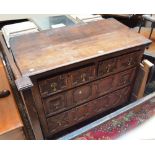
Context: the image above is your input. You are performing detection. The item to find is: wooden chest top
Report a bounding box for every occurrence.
[10,18,151,77]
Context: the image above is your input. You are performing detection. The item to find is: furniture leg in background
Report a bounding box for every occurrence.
[139,15,155,39]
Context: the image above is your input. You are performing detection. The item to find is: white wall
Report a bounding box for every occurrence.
[0,14,59,21]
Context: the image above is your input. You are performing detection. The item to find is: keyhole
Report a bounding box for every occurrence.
[128,57,133,65]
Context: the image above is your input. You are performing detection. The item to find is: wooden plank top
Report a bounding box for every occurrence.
[10,18,151,77]
[0,58,23,135]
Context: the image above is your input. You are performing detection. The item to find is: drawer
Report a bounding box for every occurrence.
[118,51,143,71]
[115,68,136,88]
[42,68,135,117]
[98,57,117,77]
[42,83,94,117]
[69,65,95,87]
[96,68,136,97]
[47,86,131,135]
[38,74,68,97]
[95,75,115,97]
[38,65,95,97]
[96,86,131,113]
[98,50,143,77]
[71,83,94,106]
[42,92,69,117]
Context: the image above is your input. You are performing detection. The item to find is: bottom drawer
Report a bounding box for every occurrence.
[47,86,131,135]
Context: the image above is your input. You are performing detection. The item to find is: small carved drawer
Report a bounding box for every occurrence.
[42,92,70,117]
[42,83,94,117]
[98,57,117,77]
[69,65,95,87]
[115,68,136,88]
[118,51,143,71]
[38,74,68,97]
[47,86,131,135]
[95,75,115,97]
[108,86,131,108]
[98,50,143,78]
[95,68,136,98]
[111,86,131,107]
[94,86,130,114]
[70,83,94,106]
[47,111,73,135]
[47,101,94,135]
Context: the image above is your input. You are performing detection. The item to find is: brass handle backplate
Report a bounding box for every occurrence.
[81,73,87,82]
[51,82,57,92]
[127,57,133,66]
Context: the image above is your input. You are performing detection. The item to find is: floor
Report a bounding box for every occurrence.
[134,27,155,53]
[118,114,155,140]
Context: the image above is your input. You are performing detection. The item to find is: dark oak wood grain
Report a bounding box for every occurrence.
[47,86,131,135]
[10,19,151,77]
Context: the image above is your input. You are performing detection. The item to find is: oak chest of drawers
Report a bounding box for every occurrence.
[0,18,151,139]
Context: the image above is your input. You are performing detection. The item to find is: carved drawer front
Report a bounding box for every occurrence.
[95,86,131,114]
[106,86,131,110]
[42,92,70,117]
[115,68,136,88]
[38,74,67,97]
[98,58,117,77]
[95,68,135,97]
[69,65,95,87]
[98,50,143,78]
[95,75,115,97]
[47,101,95,135]
[71,83,94,106]
[118,51,143,71]
[108,86,131,108]
[47,86,131,135]
[47,112,73,134]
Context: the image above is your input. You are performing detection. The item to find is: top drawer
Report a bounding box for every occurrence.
[38,64,95,97]
[69,65,95,87]
[39,74,68,97]
[98,50,143,77]
[118,51,143,71]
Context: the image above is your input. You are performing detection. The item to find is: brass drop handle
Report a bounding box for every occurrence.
[0,89,10,98]
[81,73,87,82]
[127,57,133,66]
[51,82,57,92]
[106,64,111,73]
